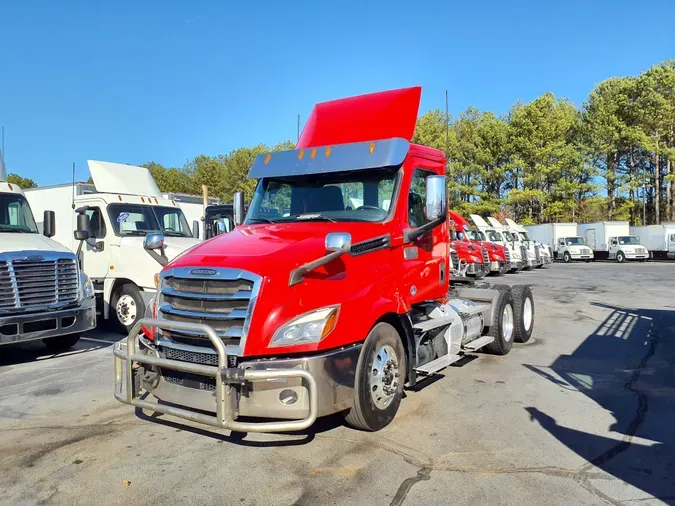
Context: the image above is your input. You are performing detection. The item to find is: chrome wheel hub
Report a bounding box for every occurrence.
[370,344,400,409]
[502,303,514,342]
[116,294,137,326]
[523,297,533,331]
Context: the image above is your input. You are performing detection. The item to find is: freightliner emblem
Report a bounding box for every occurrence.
[24,255,45,262]
[190,268,218,276]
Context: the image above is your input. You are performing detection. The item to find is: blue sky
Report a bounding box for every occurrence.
[1,0,673,186]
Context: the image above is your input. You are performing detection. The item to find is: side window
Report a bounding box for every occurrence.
[85,208,107,239]
[670,234,675,242]
[7,202,20,226]
[408,169,434,227]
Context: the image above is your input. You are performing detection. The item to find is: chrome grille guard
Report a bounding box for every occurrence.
[113,318,319,433]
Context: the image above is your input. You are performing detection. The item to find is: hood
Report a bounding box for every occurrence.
[119,236,201,261]
[0,233,74,255]
[169,222,388,277]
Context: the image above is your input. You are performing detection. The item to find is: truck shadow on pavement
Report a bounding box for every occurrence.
[0,334,114,366]
[525,302,675,503]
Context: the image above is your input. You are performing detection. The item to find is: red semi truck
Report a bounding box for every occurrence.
[114,87,535,433]
[449,210,510,275]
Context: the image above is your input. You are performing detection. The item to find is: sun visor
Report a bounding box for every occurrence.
[297,87,422,148]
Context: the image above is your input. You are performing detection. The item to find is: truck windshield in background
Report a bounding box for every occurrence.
[245,167,398,224]
[618,236,639,245]
[466,230,481,241]
[487,230,503,242]
[566,237,586,245]
[503,231,515,241]
[0,194,38,233]
[519,232,531,241]
[107,204,191,237]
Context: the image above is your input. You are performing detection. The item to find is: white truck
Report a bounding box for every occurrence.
[470,214,523,271]
[525,223,593,262]
[24,160,200,333]
[629,223,675,260]
[502,218,550,268]
[163,191,220,234]
[0,151,96,351]
[578,221,649,262]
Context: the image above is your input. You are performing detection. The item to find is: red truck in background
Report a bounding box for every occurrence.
[448,223,489,278]
[449,210,510,275]
[114,87,536,433]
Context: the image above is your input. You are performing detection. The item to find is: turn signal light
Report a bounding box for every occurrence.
[154,273,160,287]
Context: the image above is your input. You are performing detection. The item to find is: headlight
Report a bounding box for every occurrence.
[80,272,95,299]
[469,255,482,263]
[270,305,340,347]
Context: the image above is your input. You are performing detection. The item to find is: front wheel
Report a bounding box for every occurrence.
[110,283,146,334]
[616,251,626,263]
[344,322,406,432]
[42,333,81,352]
[563,252,571,263]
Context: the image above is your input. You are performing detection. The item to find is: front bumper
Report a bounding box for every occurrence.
[465,262,489,277]
[114,318,360,433]
[490,260,509,274]
[0,297,96,345]
[570,253,594,260]
[624,252,649,260]
[509,260,524,271]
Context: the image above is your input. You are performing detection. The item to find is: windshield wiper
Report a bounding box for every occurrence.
[295,214,337,222]
[164,231,190,237]
[248,217,277,224]
[0,227,34,233]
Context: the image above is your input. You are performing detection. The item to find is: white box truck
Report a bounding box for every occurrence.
[629,223,675,260]
[524,223,594,262]
[1,150,96,351]
[24,161,200,333]
[579,221,648,262]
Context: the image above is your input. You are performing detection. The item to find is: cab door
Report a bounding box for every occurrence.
[76,199,111,282]
[668,233,675,255]
[403,167,448,305]
[608,237,619,258]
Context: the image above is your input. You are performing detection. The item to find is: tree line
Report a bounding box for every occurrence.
[11,60,673,226]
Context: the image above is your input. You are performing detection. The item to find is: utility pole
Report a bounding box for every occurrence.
[2,126,4,156]
[297,114,300,143]
[444,90,449,171]
[643,166,647,225]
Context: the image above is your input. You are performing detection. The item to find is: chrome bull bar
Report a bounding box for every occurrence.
[113,318,319,433]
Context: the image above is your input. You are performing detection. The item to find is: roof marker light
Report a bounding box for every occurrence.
[298,149,305,160]
[118,195,123,201]
[369,142,376,154]
[264,153,272,164]
[310,148,317,160]
[7,183,13,191]
[141,197,146,203]
[325,147,332,158]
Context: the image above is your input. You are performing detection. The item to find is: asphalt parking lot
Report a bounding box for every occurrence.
[1,262,674,506]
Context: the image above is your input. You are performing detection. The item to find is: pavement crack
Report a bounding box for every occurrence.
[389,466,431,506]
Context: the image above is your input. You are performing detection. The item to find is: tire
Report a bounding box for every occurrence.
[43,333,81,351]
[110,283,146,334]
[563,252,571,263]
[485,289,515,355]
[344,322,406,432]
[536,263,544,269]
[616,251,625,263]
[511,285,534,343]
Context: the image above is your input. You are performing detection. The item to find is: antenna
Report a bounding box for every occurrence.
[1,126,4,156]
[71,162,76,210]
[445,90,449,168]
[297,114,300,143]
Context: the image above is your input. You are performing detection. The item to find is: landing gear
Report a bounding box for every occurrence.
[345,322,406,431]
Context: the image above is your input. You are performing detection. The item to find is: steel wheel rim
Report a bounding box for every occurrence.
[523,297,533,331]
[503,303,514,342]
[370,344,400,410]
[116,294,137,326]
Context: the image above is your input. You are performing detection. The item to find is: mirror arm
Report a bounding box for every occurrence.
[146,248,169,267]
[288,247,348,287]
[403,214,447,244]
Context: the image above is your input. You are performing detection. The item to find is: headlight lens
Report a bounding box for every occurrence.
[270,305,340,347]
[80,272,95,299]
[470,255,481,263]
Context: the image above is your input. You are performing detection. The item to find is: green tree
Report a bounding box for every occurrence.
[7,174,37,189]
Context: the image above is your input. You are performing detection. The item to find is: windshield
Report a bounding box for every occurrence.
[503,231,515,241]
[466,230,481,241]
[566,237,585,245]
[477,230,486,241]
[107,204,191,237]
[0,193,38,233]
[246,167,398,224]
[618,236,639,245]
[519,232,531,241]
[487,230,503,242]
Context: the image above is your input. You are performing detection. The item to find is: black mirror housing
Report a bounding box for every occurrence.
[43,210,55,238]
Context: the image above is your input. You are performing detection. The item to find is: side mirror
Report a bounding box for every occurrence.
[425,175,447,220]
[43,210,55,238]
[74,213,90,241]
[192,220,200,239]
[325,232,352,253]
[233,192,245,226]
[144,233,165,251]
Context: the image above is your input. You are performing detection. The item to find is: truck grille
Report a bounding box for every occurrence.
[520,245,528,261]
[481,248,489,264]
[450,250,460,269]
[157,267,261,355]
[504,248,511,261]
[0,257,78,313]
[534,245,541,261]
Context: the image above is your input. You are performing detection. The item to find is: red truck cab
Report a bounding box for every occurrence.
[114,87,535,433]
[449,211,510,275]
[448,228,489,278]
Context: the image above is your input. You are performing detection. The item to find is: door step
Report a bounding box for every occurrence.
[412,315,455,333]
[462,335,495,351]
[414,354,462,374]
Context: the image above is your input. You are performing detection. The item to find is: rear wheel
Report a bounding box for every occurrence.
[344,322,406,432]
[485,289,515,355]
[111,283,146,334]
[42,334,81,352]
[511,285,534,343]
